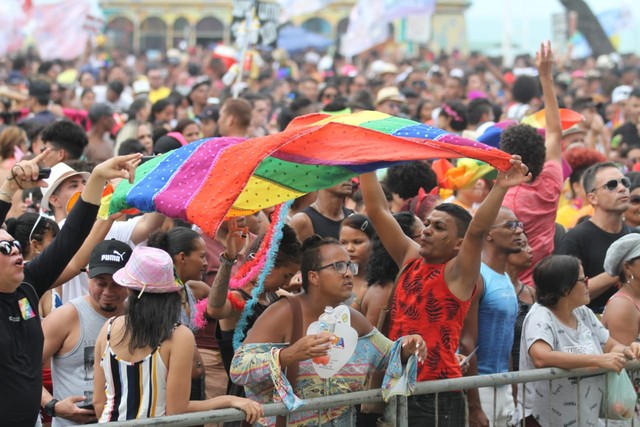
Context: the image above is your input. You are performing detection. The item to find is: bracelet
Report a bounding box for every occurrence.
[353,298,362,306]
[219,251,237,266]
[0,189,13,200]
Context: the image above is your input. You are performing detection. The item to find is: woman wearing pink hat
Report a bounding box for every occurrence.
[93,245,262,423]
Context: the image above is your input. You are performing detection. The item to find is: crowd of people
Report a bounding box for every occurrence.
[1,35,640,427]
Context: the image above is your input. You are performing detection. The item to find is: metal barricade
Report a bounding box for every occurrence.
[86,361,640,426]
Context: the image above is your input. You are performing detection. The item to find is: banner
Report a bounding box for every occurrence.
[231,0,281,49]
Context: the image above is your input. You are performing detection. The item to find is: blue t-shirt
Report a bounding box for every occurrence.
[477,263,518,374]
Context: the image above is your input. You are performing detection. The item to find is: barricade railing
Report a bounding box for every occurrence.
[87,360,640,426]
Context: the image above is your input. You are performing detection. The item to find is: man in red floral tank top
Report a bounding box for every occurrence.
[360,155,531,426]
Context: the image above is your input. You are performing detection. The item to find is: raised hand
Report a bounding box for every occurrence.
[536,41,554,79]
[92,153,143,184]
[7,148,52,190]
[495,155,532,189]
[225,217,249,259]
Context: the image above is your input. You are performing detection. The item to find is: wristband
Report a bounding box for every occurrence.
[219,251,237,266]
[44,398,59,417]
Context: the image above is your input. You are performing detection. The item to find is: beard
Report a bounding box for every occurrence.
[100,304,118,313]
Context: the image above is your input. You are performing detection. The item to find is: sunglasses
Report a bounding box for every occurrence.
[592,177,631,192]
[316,261,359,275]
[0,240,21,255]
[630,195,640,205]
[491,220,524,231]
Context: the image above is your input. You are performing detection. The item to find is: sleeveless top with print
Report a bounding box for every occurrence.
[388,258,472,381]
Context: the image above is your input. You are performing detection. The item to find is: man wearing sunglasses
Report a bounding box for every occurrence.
[0,151,143,426]
[557,161,637,313]
[461,211,524,426]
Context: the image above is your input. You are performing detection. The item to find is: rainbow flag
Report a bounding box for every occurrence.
[108,111,512,237]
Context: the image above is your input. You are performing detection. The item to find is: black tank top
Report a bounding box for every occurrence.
[301,205,354,239]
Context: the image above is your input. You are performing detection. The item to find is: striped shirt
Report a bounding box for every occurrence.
[98,318,169,422]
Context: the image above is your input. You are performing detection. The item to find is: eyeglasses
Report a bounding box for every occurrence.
[0,240,21,255]
[491,220,524,231]
[316,261,358,275]
[630,195,640,205]
[591,177,631,192]
[576,276,589,287]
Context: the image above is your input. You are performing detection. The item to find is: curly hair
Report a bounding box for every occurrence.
[499,124,546,181]
[248,224,302,268]
[41,120,88,161]
[366,212,418,286]
[563,148,607,195]
[383,161,438,200]
[533,255,581,308]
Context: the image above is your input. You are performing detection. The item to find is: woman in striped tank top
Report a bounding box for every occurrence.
[93,246,262,423]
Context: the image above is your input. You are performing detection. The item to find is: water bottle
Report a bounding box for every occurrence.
[313,306,336,365]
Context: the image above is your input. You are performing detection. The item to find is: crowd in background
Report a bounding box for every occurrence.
[2,38,640,427]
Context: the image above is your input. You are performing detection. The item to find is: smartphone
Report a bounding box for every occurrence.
[77,402,94,411]
[38,168,51,180]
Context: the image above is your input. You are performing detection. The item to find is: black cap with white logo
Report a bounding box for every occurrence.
[87,239,132,279]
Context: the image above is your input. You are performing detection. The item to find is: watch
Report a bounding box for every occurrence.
[44,398,59,417]
[219,251,237,266]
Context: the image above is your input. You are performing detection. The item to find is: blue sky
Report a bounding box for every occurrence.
[465,0,639,56]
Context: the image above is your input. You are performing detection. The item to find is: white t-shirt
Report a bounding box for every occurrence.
[58,216,141,304]
[514,303,609,426]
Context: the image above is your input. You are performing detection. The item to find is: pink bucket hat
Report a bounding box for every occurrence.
[113,246,182,296]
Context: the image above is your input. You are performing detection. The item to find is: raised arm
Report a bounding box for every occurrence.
[359,172,419,267]
[446,156,531,301]
[206,219,247,320]
[537,41,562,163]
[129,212,166,245]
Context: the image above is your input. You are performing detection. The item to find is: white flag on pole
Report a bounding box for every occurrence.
[340,0,388,57]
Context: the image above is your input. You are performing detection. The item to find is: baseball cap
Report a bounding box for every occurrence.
[40,163,90,211]
[612,85,633,104]
[87,239,132,278]
[197,104,219,122]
